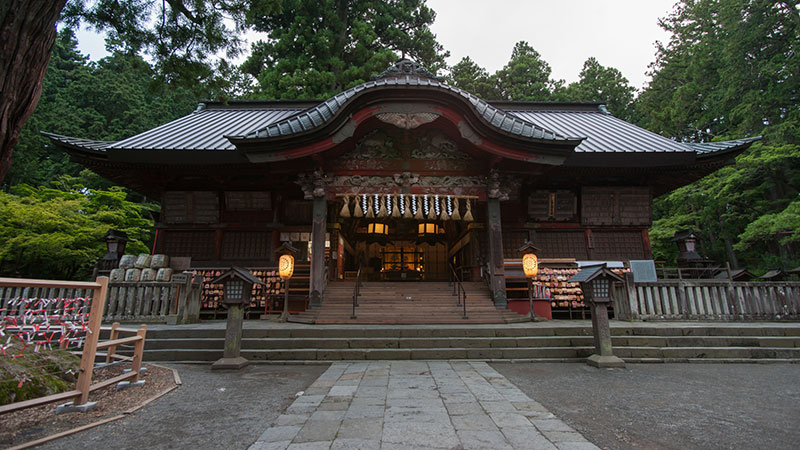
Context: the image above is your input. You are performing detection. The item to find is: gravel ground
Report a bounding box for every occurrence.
[40,364,328,450]
[492,362,800,450]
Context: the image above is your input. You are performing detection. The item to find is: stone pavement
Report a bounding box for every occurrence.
[250,361,597,450]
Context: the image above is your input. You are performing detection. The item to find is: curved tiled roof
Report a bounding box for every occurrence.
[40,132,112,152]
[235,76,579,143]
[109,107,303,150]
[684,137,762,156]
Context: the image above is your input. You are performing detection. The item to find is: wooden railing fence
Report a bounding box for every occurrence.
[0,277,147,414]
[616,273,800,321]
[104,272,202,323]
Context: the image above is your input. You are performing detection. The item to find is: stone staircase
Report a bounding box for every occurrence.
[132,323,800,364]
[290,281,524,324]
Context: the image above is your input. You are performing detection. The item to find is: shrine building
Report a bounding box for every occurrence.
[44,60,759,322]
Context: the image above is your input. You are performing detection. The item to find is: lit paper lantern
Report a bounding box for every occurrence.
[279,254,295,279]
[522,253,538,278]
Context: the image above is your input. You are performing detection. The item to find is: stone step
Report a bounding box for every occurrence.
[142,335,800,351]
[136,345,800,362]
[138,325,800,340]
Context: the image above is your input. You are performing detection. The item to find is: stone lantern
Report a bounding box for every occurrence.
[211,267,264,370]
[569,264,626,368]
[93,229,130,278]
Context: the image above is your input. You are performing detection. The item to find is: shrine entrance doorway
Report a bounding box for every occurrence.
[338,217,465,282]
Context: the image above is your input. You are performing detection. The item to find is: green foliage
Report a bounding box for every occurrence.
[446,57,501,100]
[636,0,799,143]
[6,29,198,189]
[242,0,449,99]
[494,42,562,101]
[62,0,279,92]
[736,199,800,248]
[642,0,800,273]
[0,343,81,406]
[560,57,636,119]
[0,182,155,280]
[650,144,800,273]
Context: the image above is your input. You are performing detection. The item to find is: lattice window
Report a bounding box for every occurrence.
[222,231,272,260]
[162,231,215,260]
[536,231,588,259]
[591,231,645,260]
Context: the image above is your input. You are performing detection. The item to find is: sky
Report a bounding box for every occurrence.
[75,0,677,90]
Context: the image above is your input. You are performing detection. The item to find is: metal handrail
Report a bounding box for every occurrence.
[449,263,468,319]
[350,265,362,319]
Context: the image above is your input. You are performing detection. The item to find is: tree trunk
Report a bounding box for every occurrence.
[0,0,66,183]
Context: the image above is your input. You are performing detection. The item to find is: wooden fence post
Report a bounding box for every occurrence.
[623,272,639,320]
[105,322,120,363]
[75,276,109,406]
[131,325,147,383]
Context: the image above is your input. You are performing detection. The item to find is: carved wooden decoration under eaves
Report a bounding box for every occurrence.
[338,129,469,161]
[339,130,400,159]
[331,174,484,188]
[412,130,470,160]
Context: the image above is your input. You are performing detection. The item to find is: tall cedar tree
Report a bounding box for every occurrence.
[446,57,501,100]
[561,57,636,120]
[241,0,449,99]
[636,0,799,143]
[641,0,800,272]
[0,0,277,184]
[7,29,198,189]
[494,41,562,101]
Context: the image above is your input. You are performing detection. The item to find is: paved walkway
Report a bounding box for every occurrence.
[250,361,597,450]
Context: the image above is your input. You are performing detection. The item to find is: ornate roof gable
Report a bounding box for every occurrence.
[372,58,442,81]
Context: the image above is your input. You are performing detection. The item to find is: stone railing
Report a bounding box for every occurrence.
[105,272,202,324]
[616,274,800,321]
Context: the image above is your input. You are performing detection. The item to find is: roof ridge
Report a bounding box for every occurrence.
[233,77,577,143]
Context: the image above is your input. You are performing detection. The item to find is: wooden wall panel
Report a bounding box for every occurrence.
[528,190,577,221]
[581,187,650,226]
[222,231,272,260]
[225,191,271,211]
[162,191,219,224]
[591,231,646,260]
[581,187,616,225]
[536,231,588,259]
[162,230,215,260]
[283,200,313,225]
[618,188,651,225]
[502,231,528,257]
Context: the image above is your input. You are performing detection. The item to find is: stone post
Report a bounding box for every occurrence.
[298,170,328,307]
[587,299,625,368]
[212,304,248,370]
[486,169,507,307]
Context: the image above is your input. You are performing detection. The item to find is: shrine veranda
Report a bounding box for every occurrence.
[45,60,759,319]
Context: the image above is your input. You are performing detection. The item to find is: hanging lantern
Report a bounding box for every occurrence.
[279,254,294,279]
[519,241,540,278]
[275,242,298,280]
